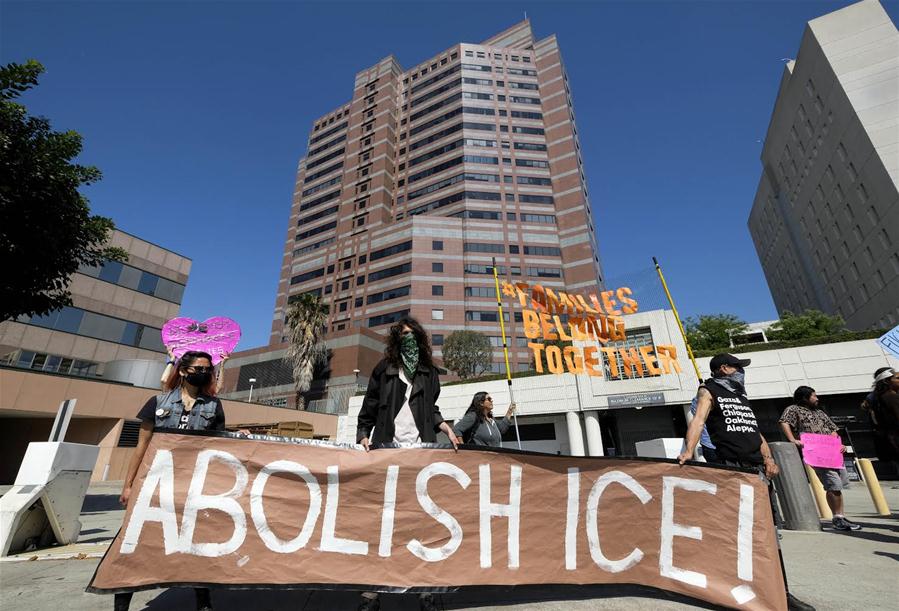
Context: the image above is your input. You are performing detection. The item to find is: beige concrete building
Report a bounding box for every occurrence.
[748,0,899,331]
[271,20,603,376]
[0,367,338,484]
[0,229,191,376]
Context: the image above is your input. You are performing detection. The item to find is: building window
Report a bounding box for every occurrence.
[432,285,444,296]
[432,309,444,320]
[432,240,444,250]
[341,280,350,291]
[432,262,444,273]
[432,334,444,346]
[509,245,519,254]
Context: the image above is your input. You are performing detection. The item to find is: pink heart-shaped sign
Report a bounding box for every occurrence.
[161,317,241,365]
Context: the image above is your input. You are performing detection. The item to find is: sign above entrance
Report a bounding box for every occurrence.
[607,392,666,409]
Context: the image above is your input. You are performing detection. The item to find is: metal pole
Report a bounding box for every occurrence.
[492,257,522,449]
[653,256,702,384]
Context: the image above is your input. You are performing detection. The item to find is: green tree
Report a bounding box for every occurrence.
[285,294,329,409]
[0,60,125,322]
[443,330,492,379]
[768,309,844,342]
[684,314,748,351]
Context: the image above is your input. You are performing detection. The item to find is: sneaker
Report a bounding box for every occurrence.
[832,517,861,531]
[357,595,381,611]
[787,592,816,611]
[841,517,862,530]
[419,593,439,611]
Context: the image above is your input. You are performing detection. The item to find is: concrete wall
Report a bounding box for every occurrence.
[748,0,899,330]
[0,368,339,484]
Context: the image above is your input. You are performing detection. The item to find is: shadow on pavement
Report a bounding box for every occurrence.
[129,584,720,611]
[873,551,899,563]
[81,494,123,513]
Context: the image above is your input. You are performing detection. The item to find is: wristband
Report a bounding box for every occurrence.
[166,359,176,366]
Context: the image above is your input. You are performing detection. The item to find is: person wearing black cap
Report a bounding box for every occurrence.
[678,354,776,473]
[677,353,815,611]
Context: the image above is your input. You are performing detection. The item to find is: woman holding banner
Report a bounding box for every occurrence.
[453,392,516,447]
[356,317,458,611]
[116,350,236,611]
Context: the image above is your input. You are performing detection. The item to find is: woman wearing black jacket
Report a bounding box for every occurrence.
[356,317,459,450]
[355,317,458,611]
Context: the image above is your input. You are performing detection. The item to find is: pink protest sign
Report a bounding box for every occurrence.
[800,433,843,469]
[160,317,241,365]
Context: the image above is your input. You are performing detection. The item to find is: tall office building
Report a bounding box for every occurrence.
[748,0,899,331]
[271,20,603,374]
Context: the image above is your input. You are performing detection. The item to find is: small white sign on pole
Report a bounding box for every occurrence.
[878,324,899,360]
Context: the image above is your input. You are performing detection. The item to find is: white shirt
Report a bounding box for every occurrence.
[393,368,420,443]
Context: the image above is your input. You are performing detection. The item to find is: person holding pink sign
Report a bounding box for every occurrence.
[160,345,230,394]
[780,386,861,532]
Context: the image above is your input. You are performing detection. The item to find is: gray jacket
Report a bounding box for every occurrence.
[453,411,511,447]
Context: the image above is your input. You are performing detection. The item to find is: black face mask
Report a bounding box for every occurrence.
[184,372,212,388]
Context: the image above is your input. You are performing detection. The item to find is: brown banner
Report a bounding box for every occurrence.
[88,432,785,610]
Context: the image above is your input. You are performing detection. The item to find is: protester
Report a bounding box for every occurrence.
[779,386,860,532]
[453,391,516,447]
[117,350,242,611]
[160,346,229,394]
[356,316,459,611]
[863,367,899,463]
[677,353,814,611]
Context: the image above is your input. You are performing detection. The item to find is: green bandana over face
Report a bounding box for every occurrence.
[401,332,420,379]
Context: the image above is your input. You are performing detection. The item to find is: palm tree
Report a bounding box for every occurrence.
[284,294,329,410]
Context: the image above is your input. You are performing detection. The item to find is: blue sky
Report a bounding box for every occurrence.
[3,1,895,348]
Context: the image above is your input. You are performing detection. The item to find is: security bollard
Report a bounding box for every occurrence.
[805,464,833,520]
[769,441,822,531]
[858,458,891,516]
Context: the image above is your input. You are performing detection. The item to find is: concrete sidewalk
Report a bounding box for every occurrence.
[1,482,897,610]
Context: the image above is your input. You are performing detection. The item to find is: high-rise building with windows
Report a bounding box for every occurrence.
[271,20,603,375]
[748,0,898,331]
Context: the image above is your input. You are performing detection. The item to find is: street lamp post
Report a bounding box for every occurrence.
[248,378,256,403]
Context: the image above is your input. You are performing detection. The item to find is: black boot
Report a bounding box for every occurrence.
[114,593,133,611]
[195,588,213,611]
[419,593,439,611]
[357,594,380,611]
[787,592,815,611]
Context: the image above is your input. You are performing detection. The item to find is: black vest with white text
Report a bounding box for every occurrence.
[702,378,763,463]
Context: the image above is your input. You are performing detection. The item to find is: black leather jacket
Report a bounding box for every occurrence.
[356,358,445,444]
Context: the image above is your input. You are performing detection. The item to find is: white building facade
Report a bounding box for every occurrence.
[343,309,899,457]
